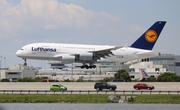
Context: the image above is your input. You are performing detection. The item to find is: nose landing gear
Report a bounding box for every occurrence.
[23,58,27,66]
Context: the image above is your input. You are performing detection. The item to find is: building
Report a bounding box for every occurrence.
[47,61,66,69]
[128,61,167,80]
[119,53,180,80]
[150,54,180,75]
[0,64,37,82]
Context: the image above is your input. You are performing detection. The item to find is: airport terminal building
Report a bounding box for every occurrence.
[0,54,180,81]
[150,54,180,75]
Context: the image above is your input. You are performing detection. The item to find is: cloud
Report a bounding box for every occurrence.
[0,0,122,67]
[128,24,145,33]
[0,0,121,36]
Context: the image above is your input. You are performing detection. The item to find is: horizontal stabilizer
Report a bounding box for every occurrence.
[136,50,164,57]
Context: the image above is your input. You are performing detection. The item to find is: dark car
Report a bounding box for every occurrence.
[133,83,154,90]
[94,82,117,91]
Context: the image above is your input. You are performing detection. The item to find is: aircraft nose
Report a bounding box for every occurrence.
[16,50,22,57]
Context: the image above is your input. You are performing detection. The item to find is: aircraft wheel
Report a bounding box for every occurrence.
[81,66,84,69]
[86,66,89,69]
[24,63,27,66]
[85,65,89,69]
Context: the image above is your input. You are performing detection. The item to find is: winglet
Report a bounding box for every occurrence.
[131,21,166,50]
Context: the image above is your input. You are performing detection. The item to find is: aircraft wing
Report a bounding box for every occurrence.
[92,46,124,52]
[89,46,124,59]
[53,46,124,62]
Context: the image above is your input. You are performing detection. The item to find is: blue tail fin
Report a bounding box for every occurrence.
[131,21,166,50]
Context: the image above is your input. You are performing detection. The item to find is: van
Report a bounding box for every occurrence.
[40,79,59,82]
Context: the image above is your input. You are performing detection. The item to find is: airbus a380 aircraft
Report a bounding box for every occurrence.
[16,21,166,69]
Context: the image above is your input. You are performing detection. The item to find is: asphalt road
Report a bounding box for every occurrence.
[0,82,180,91]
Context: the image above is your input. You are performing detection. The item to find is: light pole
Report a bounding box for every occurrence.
[174,56,176,73]
[71,63,73,78]
[0,61,1,79]
[0,56,2,78]
[4,57,6,68]
[99,64,101,75]
[0,56,2,68]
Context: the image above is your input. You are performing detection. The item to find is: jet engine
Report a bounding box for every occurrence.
[78,53,94,60]
[61,55,75,63]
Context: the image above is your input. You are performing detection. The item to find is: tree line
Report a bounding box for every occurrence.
[1,69,180,82]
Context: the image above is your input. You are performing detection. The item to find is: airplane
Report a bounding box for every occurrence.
[139,69,149,80]
[16,21,166,69]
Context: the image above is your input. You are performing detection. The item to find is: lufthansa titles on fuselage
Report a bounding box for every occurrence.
[32,47,56,52]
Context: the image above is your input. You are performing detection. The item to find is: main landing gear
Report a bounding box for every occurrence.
[80,64,96,69]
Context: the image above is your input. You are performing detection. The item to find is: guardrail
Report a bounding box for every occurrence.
[0,90,180,94]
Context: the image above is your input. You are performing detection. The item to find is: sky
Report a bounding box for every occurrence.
[0,0,179,68]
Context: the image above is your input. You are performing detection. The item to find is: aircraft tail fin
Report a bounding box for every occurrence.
[140,69,149,78]
[131,21,166,50]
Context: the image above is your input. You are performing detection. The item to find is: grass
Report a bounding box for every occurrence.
[133,94,180,104]
[0,94,180,103]
[0,94,114,103]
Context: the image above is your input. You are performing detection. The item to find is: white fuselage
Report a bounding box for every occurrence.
[16,43,158,64]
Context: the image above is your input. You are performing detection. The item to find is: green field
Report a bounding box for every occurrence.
[0,94,180,103]
[133,94,180,103]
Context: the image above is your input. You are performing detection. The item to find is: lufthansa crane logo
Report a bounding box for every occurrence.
[145,30,157,43]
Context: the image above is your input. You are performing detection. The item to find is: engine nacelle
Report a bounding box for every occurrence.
[79,53,93,60]
[61,55,75,63]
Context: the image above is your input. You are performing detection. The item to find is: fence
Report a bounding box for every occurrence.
[0,90,179,94]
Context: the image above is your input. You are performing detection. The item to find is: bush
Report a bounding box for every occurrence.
[1,78,10,82]
[76,79,84,82]
[18,77,35,82]
[114,69,131,82]
[128,96,134,103]
[157,72,180,82]
[98,77,114,82]
[63,79,71,82]
[34,77,43,82]
[141,77,157,82]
